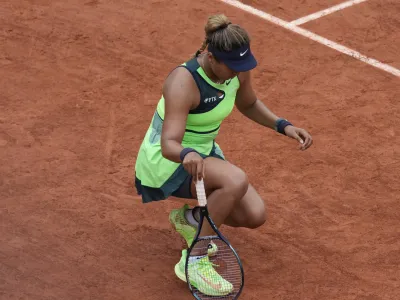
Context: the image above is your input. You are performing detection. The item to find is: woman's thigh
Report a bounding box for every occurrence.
[189,157,266,228]
[190,156,249,198]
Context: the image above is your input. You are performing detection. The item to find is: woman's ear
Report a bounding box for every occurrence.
[207,52,217,65]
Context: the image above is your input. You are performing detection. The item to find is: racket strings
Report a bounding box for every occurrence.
[187,238,243,299]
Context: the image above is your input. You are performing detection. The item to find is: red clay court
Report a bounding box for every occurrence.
[1,0,399,299]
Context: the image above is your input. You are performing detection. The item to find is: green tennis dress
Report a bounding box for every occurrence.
[134,57,240,203]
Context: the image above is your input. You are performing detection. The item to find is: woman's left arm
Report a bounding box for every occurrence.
[235,71,313,150]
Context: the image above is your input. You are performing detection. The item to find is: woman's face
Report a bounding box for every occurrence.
[207,53,239,81]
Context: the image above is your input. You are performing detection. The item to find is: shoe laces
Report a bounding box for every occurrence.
[195,257,220,274]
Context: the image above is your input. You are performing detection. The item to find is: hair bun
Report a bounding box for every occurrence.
[205,14,231,36]
[191,14,250,58]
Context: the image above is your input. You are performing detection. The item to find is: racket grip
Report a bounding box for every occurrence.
[195,179,207,207]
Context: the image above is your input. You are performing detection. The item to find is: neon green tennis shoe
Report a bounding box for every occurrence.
[169,204,197,246]
[169,204,218,256]
[174,249,234,296]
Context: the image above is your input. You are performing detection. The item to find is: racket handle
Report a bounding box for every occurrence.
[195,179,207,207]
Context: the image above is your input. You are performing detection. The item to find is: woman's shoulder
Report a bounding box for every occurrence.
[162,59,201,109]
[163,66,198,94]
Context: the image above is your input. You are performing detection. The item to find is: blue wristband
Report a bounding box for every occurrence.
[275,118,293,135]
[180,148,198,162]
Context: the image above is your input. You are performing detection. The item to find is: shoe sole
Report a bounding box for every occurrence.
[174,263,187,283]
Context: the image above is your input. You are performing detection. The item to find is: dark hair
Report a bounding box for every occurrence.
[192,14,251,58]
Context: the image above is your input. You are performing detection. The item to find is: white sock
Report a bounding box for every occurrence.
[184,208,199,226]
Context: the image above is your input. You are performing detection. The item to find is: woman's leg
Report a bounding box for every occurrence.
[171,157,266,288]
[189,157,267,235]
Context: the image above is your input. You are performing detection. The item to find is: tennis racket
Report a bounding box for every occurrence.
[185,178,244,299]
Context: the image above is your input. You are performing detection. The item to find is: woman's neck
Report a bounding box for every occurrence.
[198,54,224,84]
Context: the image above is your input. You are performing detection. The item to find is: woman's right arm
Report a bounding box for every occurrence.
[160,67,205,180]
[160,67,195,162]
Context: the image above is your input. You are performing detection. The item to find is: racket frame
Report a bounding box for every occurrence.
[184,179,245,299]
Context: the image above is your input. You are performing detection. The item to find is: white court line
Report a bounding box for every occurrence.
[220,0,400,77]
[291,0,368,25]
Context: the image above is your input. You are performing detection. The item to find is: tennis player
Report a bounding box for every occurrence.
[134,14,313,295]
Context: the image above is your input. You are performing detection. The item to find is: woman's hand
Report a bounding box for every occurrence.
[284,126,313,151]
[182,152,205,181]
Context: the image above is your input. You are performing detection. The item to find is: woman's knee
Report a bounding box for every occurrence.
[242,191,267,228]
[246,206,267,229]
[226,198,266,229]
